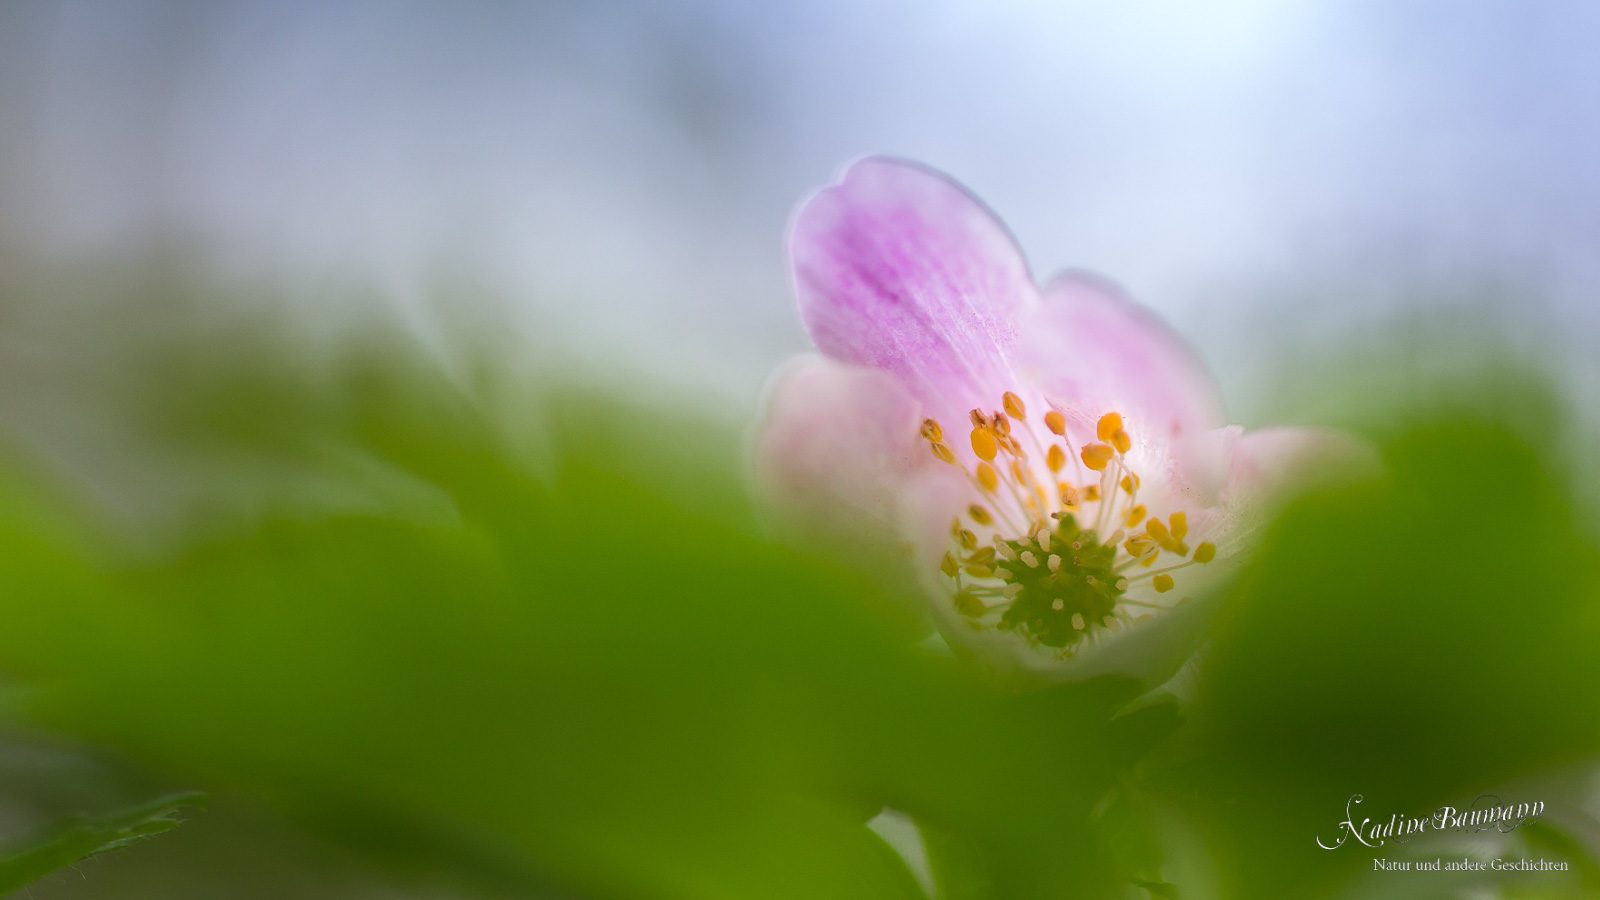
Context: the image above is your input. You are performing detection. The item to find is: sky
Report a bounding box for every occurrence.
[2,0,1597,417]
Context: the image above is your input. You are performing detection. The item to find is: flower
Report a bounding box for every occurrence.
[753,158,1369,684]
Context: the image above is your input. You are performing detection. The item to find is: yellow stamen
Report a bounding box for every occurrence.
[1044,410,1067,435]
[977,462,999,492]
[954,591,985,617]
[969,409,987,428]
[971,427,998,461]
[1153,574,1175,593]
[1194,541,1216,563]
[1097,412,1123,441]
[1047,444,1066,472]
[1169,511,1188,540]
[1120,473,1139,494]
[1146,519,1170,542]
[957,529,977,551]
[964,564,994,578]
[1083,484,1101,502]
[931,443,956,464]
[941,553,958,578]
[920,418,943,442]
[1111,428,1131,454]
[1125,505,1147,527]
[1059,483,1079,507]
[1003,391,1026,420]
[1081,443,1114,471]
[968,504,992,525]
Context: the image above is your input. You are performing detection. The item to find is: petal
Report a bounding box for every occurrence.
[749,354,933,554]
[1016,271,1226,482]
[1207,426,1382,553]
[789,157,1038,433]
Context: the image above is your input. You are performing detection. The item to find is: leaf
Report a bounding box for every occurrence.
[0,791,206,893]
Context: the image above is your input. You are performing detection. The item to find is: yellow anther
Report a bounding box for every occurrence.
[1010,459,1027,484]
[1125,505,1147,527]
[1153,574,1175,593]
[1044,410,1067,435]
[1083,484,1101,502]
[940,552,959,578]
[949,516,962,537]
[977,462,999,492]
[1097,412,1123,441]
[1046,444,1066,472]
[1111,428,1131,454]
[968,504,993,525]
[971,427,998,461]
[1171,540,1189,556]
[969,409,987,428]
[954,591,985,617]
[920,418,943,443]
[1145,519,1170,542]
[1119,475,1134,495]
[1169,511,1188,541]
[991,414,1011,438]
[931,443,956,464]
[964,564,994,578]
[1124,536,1153,558]
[958,529,978,551]
[968,546,996,565]
[1059,483,1079,507]
[1194,541,1216,563]
[1003,391,1026,420]
[1081,443,1115,471]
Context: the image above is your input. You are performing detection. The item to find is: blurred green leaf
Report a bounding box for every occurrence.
[0,791,206,894]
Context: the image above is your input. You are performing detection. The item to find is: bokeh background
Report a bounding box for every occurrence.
[2,2,1600,899]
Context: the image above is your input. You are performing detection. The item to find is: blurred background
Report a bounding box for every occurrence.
[2,2,1600,899]
[3,0,1598,411]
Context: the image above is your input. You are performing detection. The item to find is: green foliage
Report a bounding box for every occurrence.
[0,792,205,893]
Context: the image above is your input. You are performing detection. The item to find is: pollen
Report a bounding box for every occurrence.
[971,427,998,461]
[1081,443,1115,471]
[1097,412,1123,441]
[1003,391,1026,420]
[1047,444,1066,472]
[977,462,999,492]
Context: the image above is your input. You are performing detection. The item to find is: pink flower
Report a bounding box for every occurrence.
[754,158,1368,684]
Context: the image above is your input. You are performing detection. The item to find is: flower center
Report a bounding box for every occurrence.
[921,392,1216,654]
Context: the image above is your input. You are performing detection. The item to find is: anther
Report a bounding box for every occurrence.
[1097,412,1123,441]
[1153,574,1175,593]
[954,591,985,617]
[940,553,958,578]
[965,564,994,578]
[977,462,999,492]
[1083,484,1101,502]
[920,418,943,443]
[1120,474,1138,495]
[968,504,993,525]
[971,428,998,461]
[1194,542,1216,563]
[969,409,987,428]
[1081,443,1115,471]
[1047,444,1066,472]
[957,529,978,550]
[1125,505,1147,527]
[991,414,1011,438]
[1059,483,1079,507]
[1003,391,1026,420]
[1169,511,1188,541]
[1111,429,1131,454]
[931,443,956,464]
[1044,410,1067,435]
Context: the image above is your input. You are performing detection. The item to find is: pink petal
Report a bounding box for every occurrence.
[789,158,1038,434]
[1016,271,1226,485]
[749,354,934,554]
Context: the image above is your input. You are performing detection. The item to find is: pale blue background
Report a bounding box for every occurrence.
[2,0,1597,415]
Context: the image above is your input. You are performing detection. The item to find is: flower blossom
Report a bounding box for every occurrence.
[754,158,1368,683]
